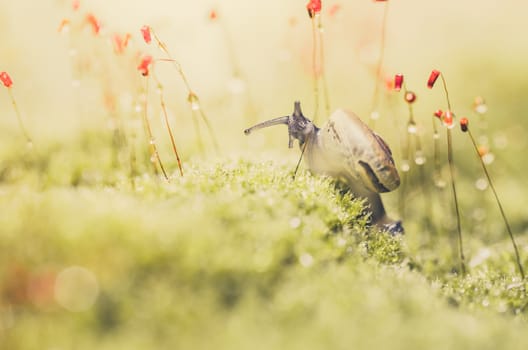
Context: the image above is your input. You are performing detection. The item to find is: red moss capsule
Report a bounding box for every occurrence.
[137,55,153,76]
[58,18,70,33]
[113,33,131,54]
[72,0,80,11]
[405,91,416,104]
[141,25,152,44]
[394,74,403,91]
[209,9,217,21]
[460,117,469,132]
[328,4,341,17]
[427,69,440,89]
[443,110,455,128]
[433,109,443,119]
[85,13,100,35]
[306,0,322,18]
[0,71,13,88]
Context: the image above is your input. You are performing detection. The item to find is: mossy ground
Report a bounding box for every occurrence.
[1,134,527,350]
[2,1,528,349]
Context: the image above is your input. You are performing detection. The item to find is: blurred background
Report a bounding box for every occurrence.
[1,0,527,149]
[2,1,528,348]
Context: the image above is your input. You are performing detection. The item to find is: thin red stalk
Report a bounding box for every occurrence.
[317,15,330,117]
[150,32,219,153]
[369,1,389,124]
[432,117,442,186]
[398,83,413,218]
[7,89,32,146]
[157,82,184,177]
[467,129,524,279]
[447,128,465,274]
[310,14,320,122]
[439,73,466,274]
[142,77,169,181]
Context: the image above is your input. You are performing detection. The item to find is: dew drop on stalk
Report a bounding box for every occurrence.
[433,132,440,140]
[400,160,410,172]
[482,152,495,165]
[149,138,156,145]
[434,178,446,188]
[473,97,488,114]
[475,177,488,191]
[414,151,426,165]
[407,121,417,134]
[187,92,201,111]
[190,102,201,111]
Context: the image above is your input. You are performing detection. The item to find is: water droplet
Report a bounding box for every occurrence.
[414,152,426,165]
[444,120,456,129]
[227,77,246,94]
[289,217,301,229]
[188,93,201,110]
[134,104,142,113]
[337,237,347,247]
[149,138,156,145]
[482,152,495,165]
[472,207,487,221]
[475,104,488,114]
[370,111,380,120]
[407,122,417,134]
[299,253,314,267]
[433,132,440,140]
[475,178,488,191]
[400,160,410,172]
[434,178,446,188]
[54,266,99,312]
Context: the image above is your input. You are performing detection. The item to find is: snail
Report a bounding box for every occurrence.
[244,101,403,234]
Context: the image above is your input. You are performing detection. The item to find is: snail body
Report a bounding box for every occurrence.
[245,101,403,234]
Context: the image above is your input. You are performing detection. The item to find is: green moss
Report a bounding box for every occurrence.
[0,135,527,350]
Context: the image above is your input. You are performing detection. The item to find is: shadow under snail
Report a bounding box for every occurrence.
[244,101,403,235]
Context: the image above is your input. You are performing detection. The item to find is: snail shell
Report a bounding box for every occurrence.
[306,108,400,194]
